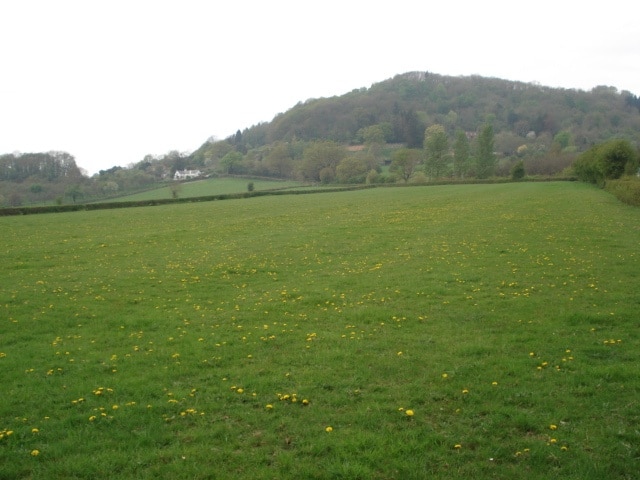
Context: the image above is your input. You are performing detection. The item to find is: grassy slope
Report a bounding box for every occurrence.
[1,183,639,479]
[112,177,303,201]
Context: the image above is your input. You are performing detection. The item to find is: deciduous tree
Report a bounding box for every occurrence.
[453,130,470,179]
[476,124,496,179]
[390,148,422,183]
[300,141,346,182]
[424,124,449,179]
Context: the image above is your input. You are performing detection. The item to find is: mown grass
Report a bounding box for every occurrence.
[1,182,639,479]
[113,177,303,201]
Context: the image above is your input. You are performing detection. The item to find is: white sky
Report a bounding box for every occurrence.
[1,0,638,175]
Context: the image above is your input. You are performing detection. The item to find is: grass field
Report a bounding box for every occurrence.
[112,177,304,202]
[1,182,639,479]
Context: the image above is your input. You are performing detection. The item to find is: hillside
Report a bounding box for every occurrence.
[237,72,640,149]
[190,71,640,176]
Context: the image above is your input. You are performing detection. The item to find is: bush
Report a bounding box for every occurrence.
[573,139,638,186]
[511,160,525,180]
[604,177,640,206]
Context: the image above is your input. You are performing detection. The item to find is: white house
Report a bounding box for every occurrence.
[173,169,202,180]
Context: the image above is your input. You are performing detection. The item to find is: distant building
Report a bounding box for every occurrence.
[173,169,201,181]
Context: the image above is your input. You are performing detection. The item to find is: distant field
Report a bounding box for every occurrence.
[1,183,639,479]
[111,177,305,201]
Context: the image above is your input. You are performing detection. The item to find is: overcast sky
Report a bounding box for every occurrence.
[1,0,638,174]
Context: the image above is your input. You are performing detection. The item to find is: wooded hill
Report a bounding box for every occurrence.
[189,71,640,177]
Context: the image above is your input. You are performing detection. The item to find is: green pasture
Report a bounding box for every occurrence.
[113,177,303,201]
[1,183,639,479]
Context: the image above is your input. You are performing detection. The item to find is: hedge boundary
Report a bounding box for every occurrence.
[0,178,578,217]
[605,177,640,206]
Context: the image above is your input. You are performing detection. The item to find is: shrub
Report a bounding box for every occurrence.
[511,160,525,180]
[573,139,638,186]
[604,177,640,206]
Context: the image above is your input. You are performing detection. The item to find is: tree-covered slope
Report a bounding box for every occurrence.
[198,71,640,156]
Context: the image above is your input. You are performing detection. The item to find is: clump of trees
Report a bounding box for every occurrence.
[573,139,639,185]
[0,151,86,206]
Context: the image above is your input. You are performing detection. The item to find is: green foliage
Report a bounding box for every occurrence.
[65,184,83,203]
[264,142,295,178]
[424,124,449,178]
[247,181,254,192]
[511,160,526,180]
[0,151,81,182]
[604,176,640,205]
[197,72,640,158]
[390,148,422,182]
[220,150,244,174]
[553,130,573,150]
[300,141,347,182]
[453,130,471,179]
[476,124,496,179]
[573,139,638,185]
[335,153,375,183]
[1,183,640,478]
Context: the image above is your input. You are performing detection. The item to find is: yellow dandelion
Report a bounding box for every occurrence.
[454,444,462,449]
[265,404,273,410]
[462,389,469,394]
[31,449,40,456]
[31,428,39,433]
[441,373,448,379]
[325,426,333,432]
[302,399,310,405]
[405,409,414,417]
[549,424,557,430]
[561,445,568,451]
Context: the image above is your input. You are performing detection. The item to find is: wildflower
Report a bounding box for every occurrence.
[561,445,568,451]
[462,389,469,394]
[491,381,498,386]
[89,416,96,422]
[302,399,310,406]
[405,409,414,417]
[265,404,273,410]
[454,444,462,449]
[31,450,40,456]
[31,428,39,433]
[236,388,244,394]
[325,426,333,432]
[549,424,557,430]
[441,373,448,379]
